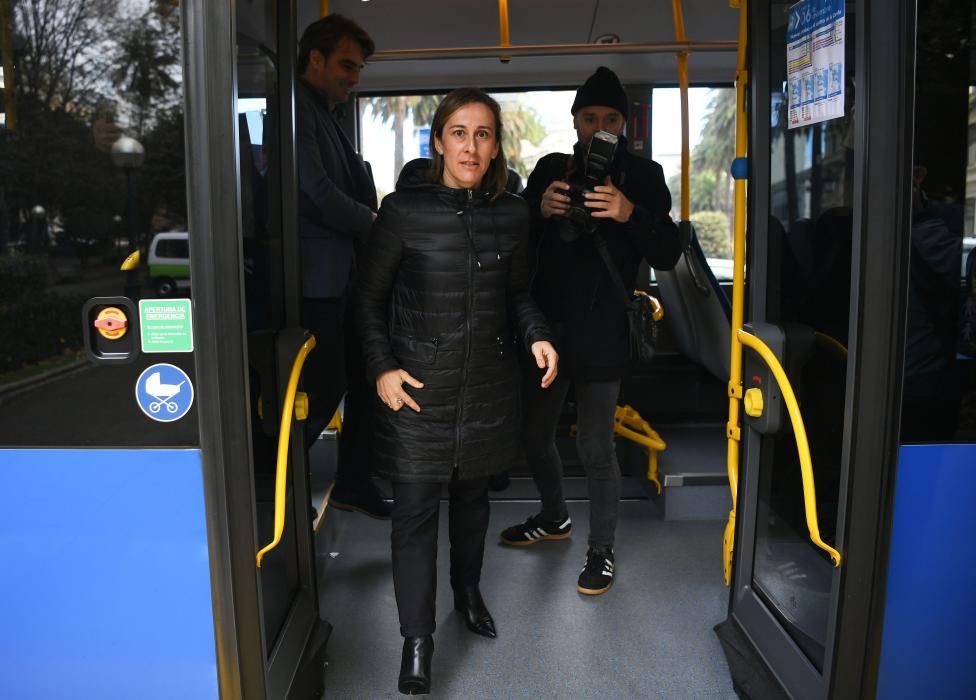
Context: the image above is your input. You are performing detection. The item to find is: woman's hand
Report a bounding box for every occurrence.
[585,176,635,223]
[530,341,559,388]
[376,369,424,412]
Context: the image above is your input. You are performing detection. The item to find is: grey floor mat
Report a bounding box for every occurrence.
[315,500,735,699]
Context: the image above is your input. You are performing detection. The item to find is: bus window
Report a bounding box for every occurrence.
[0,0,195,447]
[358,90,577,202]
[653,86,737,282]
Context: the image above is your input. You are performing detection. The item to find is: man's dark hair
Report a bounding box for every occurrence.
[297,14,375,73]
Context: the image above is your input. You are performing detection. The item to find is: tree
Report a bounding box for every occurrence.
[499,103,545,180]
[691,88,737,221]
[14,0,116,112]
[364,95,546,184]
[365,95,441,179]
[691,210,733,259]
[110,3,181,136]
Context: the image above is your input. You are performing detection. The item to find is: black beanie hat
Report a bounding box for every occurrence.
[571,66,629,119]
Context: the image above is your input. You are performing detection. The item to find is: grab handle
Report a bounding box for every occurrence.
[737,329,842,567]
[256,335,317,568]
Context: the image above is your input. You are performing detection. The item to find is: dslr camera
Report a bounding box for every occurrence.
[557,130,619,241]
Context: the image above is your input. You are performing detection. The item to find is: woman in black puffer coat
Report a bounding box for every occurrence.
[356,88,558,696]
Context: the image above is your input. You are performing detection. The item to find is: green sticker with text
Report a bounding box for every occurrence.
[139,299,194,353]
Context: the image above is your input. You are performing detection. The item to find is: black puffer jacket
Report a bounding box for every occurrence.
[357,168,553,483]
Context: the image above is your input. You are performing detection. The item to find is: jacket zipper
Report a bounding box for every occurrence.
[454,189,475,473]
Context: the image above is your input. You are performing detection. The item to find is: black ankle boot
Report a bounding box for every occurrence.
[398,635,433,695]
[453,585,497,638]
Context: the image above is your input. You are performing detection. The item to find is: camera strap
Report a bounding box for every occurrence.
[593,234,633,310]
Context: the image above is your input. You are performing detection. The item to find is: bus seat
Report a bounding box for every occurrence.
[655,223,732,383]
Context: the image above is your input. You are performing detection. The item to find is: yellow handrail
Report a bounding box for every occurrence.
[256,335,317,568]
[737,330,842,567]
[723,0,750,585]
[815,331,849,359]
[571,403,667,494]
[671,0,691,222]
[614,406,667,494]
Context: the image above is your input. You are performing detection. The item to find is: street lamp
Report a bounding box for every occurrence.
[29,204,47,252]
[111,136,145,298]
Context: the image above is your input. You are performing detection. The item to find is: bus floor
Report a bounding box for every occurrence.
[313,499,736,698]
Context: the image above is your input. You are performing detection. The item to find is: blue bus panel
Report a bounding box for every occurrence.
[0,449,217,700]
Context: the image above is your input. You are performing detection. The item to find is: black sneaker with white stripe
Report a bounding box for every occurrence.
[499,513,572,546]
[577,546,614,595]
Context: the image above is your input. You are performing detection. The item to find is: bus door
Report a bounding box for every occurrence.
[184,0,328,697]
[0,0,325,697]
[728,1,915,697]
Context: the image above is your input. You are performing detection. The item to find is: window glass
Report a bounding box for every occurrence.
[0,0,195,446]
[653,86,737,281]
[901,0,976,443]
[358,90,577,202]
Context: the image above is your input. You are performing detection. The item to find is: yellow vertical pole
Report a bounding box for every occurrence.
[320,0,329,18]
[498,0,511,62]
[671,0,690,222]
[723,0,749,586]
[0,0,17,131]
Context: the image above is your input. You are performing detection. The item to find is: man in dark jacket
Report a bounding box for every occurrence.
[296,15,390,518]
[500,67,682,595]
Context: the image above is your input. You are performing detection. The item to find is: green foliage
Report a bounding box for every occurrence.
[499,103,545,180]
[0,294,83,374]
[0,256,48,299]
[692,90,736,176]
[366,95,443,178]
[691,210,733,259]
[0,256,82,373]
[667,171,720,215]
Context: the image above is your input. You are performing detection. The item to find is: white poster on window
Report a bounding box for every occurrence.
[787,0,845,129]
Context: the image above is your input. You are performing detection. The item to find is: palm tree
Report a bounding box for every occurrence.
[365,95,442,178]
[499,102,545,180]
[691,89,737,220]
[365,95,546,184]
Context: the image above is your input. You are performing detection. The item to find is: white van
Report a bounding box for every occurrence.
[147,231,190,297]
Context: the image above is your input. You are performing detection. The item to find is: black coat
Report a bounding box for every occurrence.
[357,172,553,483]
[296,79,377,298]
[523,143,682,380]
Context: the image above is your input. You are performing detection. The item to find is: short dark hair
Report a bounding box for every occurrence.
[297,14,375,73]
[427,88,509,199]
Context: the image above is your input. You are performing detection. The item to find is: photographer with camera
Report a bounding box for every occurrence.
[500,67,681,596]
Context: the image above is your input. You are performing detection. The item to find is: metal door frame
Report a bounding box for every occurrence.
[183,0,322,697]
[730,1,916,697]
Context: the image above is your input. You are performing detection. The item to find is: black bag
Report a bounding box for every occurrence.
[594,235,661,363]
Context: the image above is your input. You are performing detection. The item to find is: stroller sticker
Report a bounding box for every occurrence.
[135,363,194,422]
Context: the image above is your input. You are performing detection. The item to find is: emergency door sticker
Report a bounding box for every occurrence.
[139,298,193,353]
[787,0,844,128]
[136,363,194,422]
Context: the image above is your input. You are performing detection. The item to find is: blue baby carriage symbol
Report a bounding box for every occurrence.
[136,363,194,422]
